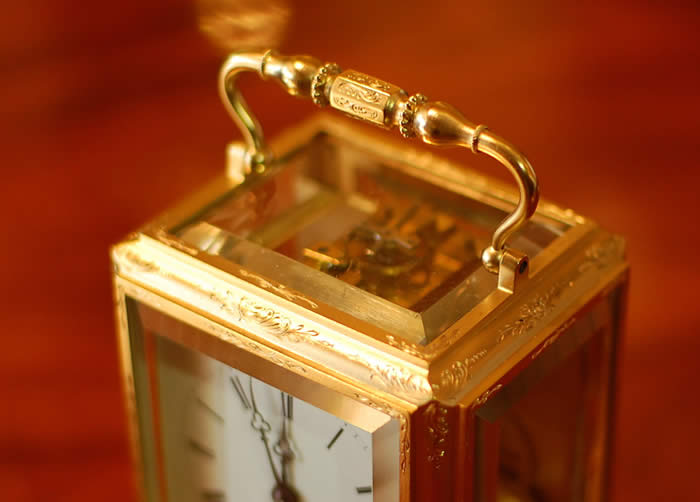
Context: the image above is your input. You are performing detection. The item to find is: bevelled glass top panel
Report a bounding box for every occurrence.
[175,132,569,344]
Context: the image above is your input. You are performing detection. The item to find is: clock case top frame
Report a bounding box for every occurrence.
[112,114,628,500]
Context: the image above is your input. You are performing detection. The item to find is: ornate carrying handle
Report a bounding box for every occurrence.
[219,49,539,293]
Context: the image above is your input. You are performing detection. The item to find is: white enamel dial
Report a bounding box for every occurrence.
[155,336,377,502]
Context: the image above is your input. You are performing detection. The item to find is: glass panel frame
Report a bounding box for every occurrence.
[121,293,401,502]
[175,132,571,344]
[473,284,623,502]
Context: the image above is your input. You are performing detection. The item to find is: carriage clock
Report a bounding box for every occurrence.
[112,50,628,502]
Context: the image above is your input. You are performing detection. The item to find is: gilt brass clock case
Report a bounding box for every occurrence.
[112,50,627,502]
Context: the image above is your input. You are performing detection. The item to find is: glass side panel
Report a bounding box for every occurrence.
[474,286,621,502]
[176,133,570,343]
[126,298,400,502]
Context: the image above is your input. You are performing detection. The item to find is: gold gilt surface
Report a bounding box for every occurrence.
[112,116,628,410]
[7,2,698,501]
[111,115,625,502]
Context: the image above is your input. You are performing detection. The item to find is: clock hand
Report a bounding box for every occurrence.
[274,392,295,485]
[247,379,299,502]
[248,378,281,484]
[273,392,299,502]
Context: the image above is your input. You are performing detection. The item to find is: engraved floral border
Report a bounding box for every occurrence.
[431,235,625,397]
[115,241,432,405]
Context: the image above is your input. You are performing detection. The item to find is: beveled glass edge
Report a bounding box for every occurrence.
[113,279,152,502]
[136,115,590,345]
[176,221,429,345]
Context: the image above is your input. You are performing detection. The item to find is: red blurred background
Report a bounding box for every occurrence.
[2,1,699,500]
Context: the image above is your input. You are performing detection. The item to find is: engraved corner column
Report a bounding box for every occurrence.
[328,70,407,127]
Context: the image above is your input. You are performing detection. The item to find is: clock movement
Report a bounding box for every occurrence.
[112,50,628,502]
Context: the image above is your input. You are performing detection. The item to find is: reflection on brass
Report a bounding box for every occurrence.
[197,0,290,52]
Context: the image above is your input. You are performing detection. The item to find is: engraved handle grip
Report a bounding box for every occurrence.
[219,49,539,292]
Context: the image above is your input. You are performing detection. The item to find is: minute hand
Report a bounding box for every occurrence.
[274,393,295,485]
[247,380,298,502]
[248,379,281,484]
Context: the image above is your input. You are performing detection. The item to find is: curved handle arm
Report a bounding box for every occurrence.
[219,49,539,293]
